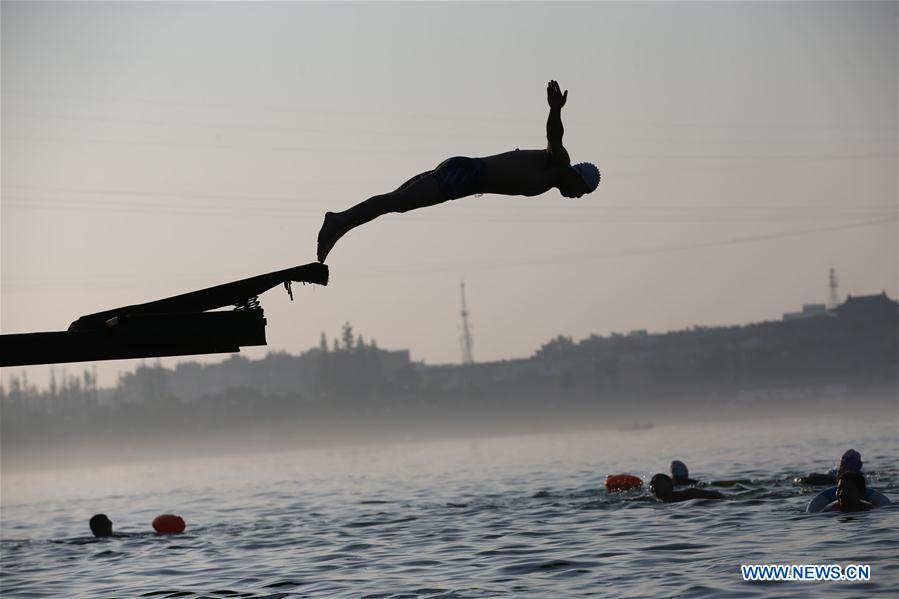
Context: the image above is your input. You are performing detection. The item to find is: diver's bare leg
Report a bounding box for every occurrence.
[317,173,444,263]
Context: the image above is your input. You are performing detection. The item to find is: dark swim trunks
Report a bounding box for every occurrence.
[432,156,487,200]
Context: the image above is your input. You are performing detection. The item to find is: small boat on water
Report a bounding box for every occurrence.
[617,420,654,432]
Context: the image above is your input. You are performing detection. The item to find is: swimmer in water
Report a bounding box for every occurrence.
[827,471,873,512]
[796,448,863,486]
[805,453,891,513]
[670,460,698,486]
[650,474,724,503]
[89,514,113,538]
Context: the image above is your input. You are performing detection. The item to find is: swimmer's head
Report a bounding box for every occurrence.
[89,514,113,538]
[836,471,866,511]
[650,473,674,498]
[558,168,585,198]
[670,460,689,482]
[572,162,601,193]
[838,449,862,474]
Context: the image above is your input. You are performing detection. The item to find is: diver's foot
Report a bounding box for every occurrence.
[317,211,348,263]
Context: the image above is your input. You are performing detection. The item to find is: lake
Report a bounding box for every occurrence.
[2,413,897,597]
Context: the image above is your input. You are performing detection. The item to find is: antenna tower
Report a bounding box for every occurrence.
[459,280,474,364]
[828,268,840,310]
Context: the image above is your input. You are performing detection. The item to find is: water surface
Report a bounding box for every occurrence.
[2,414,897,597]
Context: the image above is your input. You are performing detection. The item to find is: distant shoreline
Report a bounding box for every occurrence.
[3,396,895,474]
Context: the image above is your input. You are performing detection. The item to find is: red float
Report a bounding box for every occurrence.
[605,474,643,492]
[152,514,186,534]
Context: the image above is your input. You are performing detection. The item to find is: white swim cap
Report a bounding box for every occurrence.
[572,162,600,193]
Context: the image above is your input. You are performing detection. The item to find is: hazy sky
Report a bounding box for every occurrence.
[2,1,897,387]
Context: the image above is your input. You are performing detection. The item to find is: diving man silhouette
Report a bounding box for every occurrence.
[316,80,600,263]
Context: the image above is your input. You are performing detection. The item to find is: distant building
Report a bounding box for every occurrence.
[834,292,898,321]
[379,349,412,379]
[782,303,830,321]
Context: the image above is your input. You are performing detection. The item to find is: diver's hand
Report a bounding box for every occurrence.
[547,80,567,110]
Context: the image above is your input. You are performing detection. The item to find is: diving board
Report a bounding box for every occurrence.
[0,263,328,367]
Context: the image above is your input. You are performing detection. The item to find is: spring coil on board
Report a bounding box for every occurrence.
[235,295,261,311]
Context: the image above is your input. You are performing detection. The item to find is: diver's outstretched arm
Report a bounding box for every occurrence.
[546,80,571,167]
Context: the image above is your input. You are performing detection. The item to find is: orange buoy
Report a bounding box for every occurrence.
[605,474,643,492]
[152,514,186,534]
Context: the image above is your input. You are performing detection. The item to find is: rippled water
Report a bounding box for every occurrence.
[2,414,898,597]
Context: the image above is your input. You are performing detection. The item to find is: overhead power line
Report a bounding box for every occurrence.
[3,194,893,224]
[5,89,896,134]
[4,217,895,287]
[337,217,899,278]
[4,183,896,214]
[4,109,896,146]
[3,133,895,164]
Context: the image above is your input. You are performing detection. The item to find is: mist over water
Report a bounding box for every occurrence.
[2,412,897,597]
[4,296,895,473]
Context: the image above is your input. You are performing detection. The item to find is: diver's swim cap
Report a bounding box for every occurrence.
[839,449,862,473]
[572,162,600,193]
[670,460,689,480]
